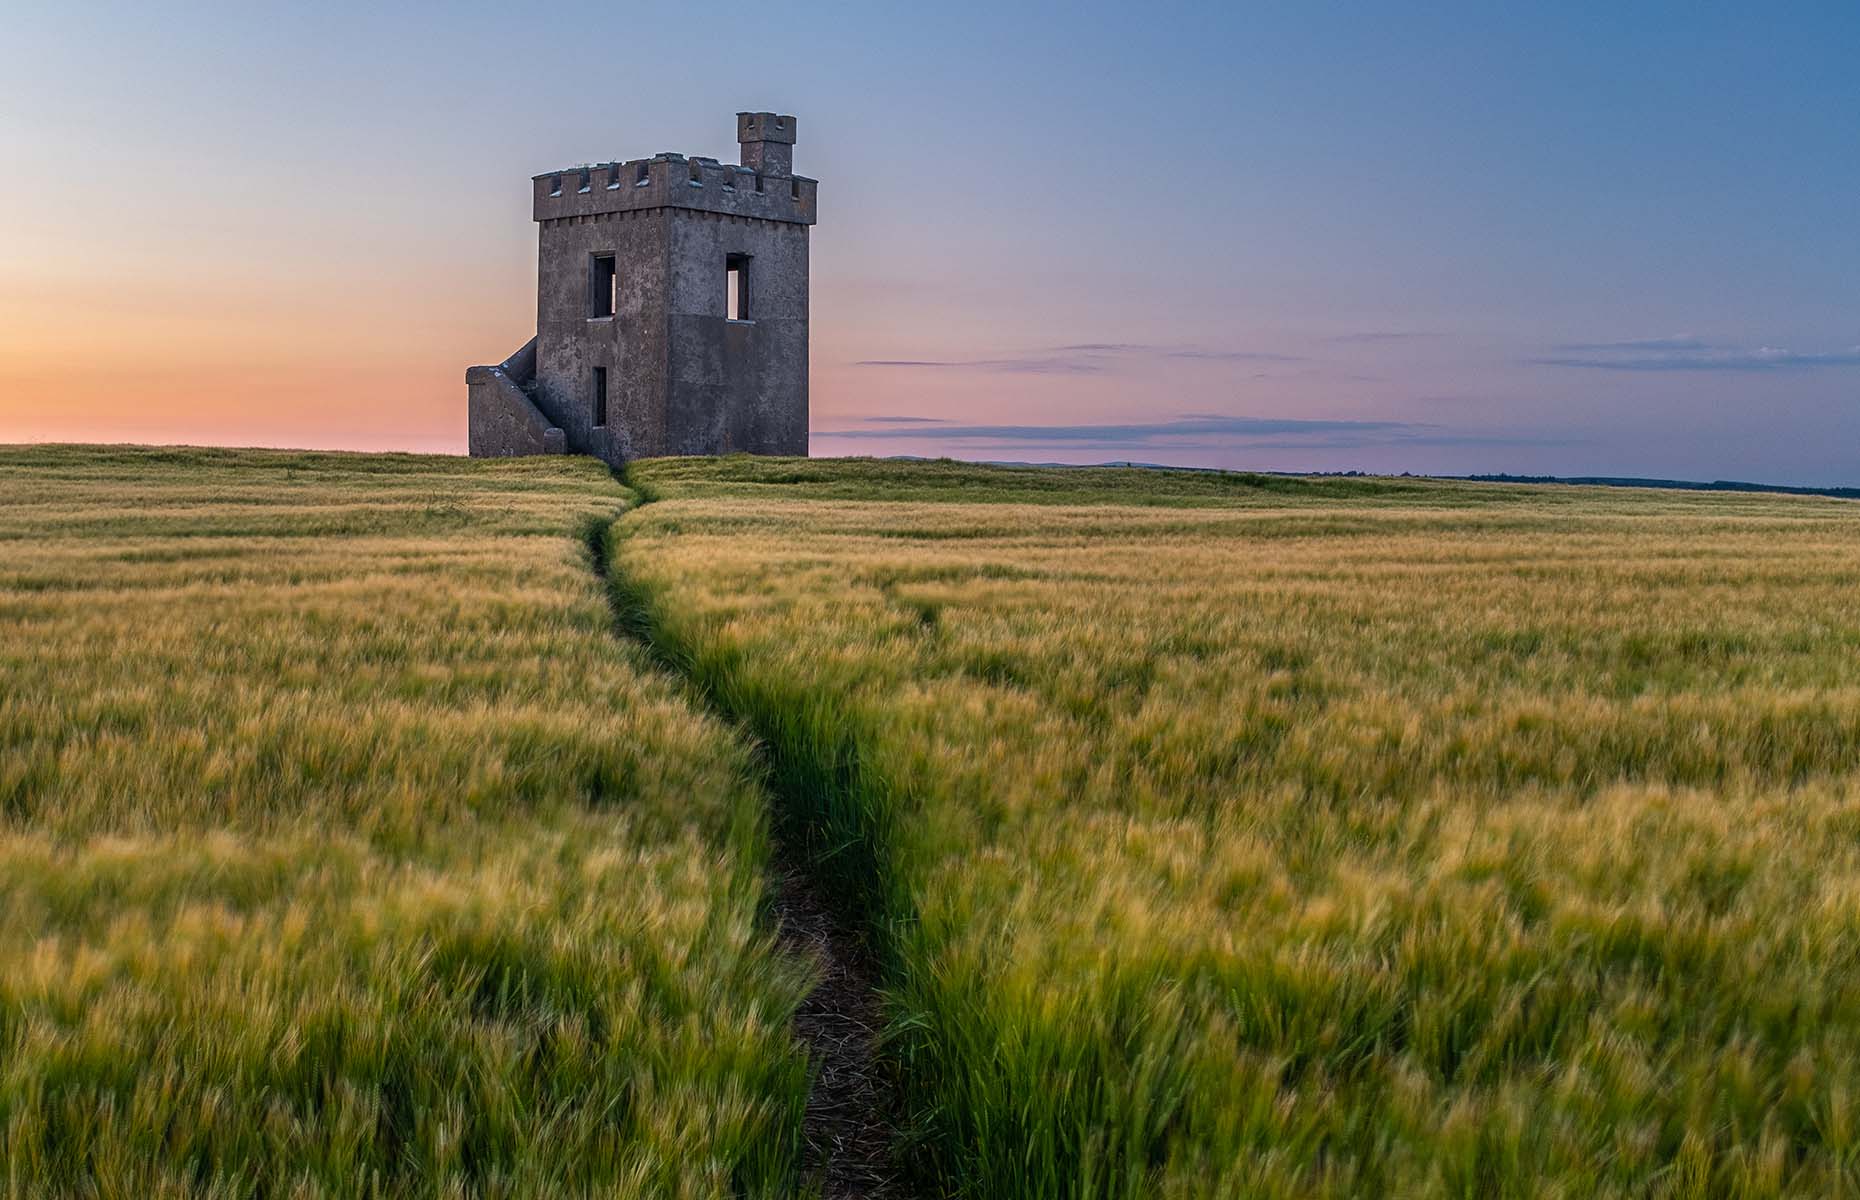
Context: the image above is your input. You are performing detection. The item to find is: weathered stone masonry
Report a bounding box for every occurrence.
[468,112,816,463]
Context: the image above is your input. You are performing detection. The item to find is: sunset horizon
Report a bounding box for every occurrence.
[4,2,1856,484]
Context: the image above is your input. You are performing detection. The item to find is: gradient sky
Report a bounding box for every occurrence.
[3,1,1857,483]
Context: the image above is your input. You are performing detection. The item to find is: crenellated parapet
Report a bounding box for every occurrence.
[533,154,817,225]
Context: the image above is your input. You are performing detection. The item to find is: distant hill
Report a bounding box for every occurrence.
[1456,473,1860,500]
[971,457,1860,502]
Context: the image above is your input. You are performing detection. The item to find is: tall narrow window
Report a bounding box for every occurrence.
[592,367,609,427]
[725,254,750,321]
[589,254,616,318]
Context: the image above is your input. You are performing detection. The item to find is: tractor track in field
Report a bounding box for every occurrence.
[585,501,908,1200]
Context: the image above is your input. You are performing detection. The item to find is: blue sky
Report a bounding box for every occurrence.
[2,1,1856,482]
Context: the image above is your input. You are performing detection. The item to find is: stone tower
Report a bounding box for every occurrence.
[467,112,816,463]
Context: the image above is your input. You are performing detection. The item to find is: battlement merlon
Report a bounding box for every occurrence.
[737,111,796,177]
[531,154,817,225]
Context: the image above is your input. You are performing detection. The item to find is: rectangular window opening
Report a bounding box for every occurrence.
[725,254,750,321]
[592,366,609,427]
[588,253,616,319]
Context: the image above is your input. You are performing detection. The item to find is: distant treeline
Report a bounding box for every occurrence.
[1457,473,1860,500]
[1003,458,1860,502]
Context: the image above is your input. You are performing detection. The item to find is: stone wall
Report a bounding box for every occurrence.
[663,210,809,456]
[465,339,564,457]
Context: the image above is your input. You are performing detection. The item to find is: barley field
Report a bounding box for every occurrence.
[8,446,1860,1198]
[615,456,1860,1198]
[0,447,808,1198]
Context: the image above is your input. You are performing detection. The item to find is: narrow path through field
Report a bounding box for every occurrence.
[766,865,903,1197]
[585,507,907,1199]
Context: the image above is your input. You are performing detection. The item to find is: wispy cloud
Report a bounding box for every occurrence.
[817,414,1571,452]
[862,415,951,424]
[1530,336,1860,372]
[819,415,1413,444]
[1148,347,1305,363]
[1549,334,1713,353]
[853,343,1304,375]
[852,356,1106,375]
[1326,331,1439,344]
[1224,432,1586,450]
